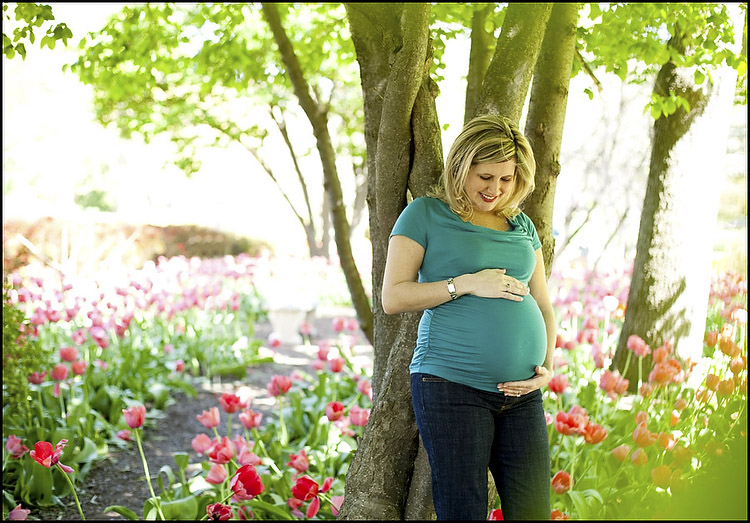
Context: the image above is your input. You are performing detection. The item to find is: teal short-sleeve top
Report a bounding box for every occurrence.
[390,196,547,392]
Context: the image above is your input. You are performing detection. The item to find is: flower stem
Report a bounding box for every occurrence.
[57,463,86,520]
[135,429,166,520]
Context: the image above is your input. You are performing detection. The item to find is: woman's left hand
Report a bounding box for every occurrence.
[497,366,553,397]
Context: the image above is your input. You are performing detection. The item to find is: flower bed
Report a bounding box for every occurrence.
[2,254,747,520]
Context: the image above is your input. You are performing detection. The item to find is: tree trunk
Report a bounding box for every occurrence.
[472,3,553,123]
[611,35,738,387]
[464,3,495,124]
[341,3,551,519]
[522,3,580,277]
[339,3,440,519]
[261,3,373,343]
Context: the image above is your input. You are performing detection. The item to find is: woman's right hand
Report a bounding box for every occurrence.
[459,268,529,301]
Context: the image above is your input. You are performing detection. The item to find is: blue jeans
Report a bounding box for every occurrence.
[411,373,550,520]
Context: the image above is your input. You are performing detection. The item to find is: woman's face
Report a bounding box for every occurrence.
[464,161,516,214]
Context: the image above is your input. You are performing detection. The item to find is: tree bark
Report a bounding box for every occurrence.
[522,3,580,277]
[261,3,373,343]
[611,34,738,387]
[339,3,441,519]
[472,3,553,123]
[464,3,495,124]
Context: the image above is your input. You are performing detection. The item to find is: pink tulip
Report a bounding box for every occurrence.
[72,328,87,345]
[206,463,228,484]
[123,405,146,429]
[287,449,309,472]
[208,437,235,464]
[192,433,214,455]
[59,346,78,362]
[8,504,31,520]
[71,360,87,376]
[329,357,345,373]
[51,364,68,382]
[219,393,247,414]
[117,430,131,441]
[239,409,262,430]
[28,371,47,385]
[349,405,370,427]
[267,375,293,396]
[5,435,29,459]
[197,407,221,429]
[326,401,346,422]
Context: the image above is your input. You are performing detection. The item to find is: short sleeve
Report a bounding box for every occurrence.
[390,197,428,249]
[518,212,542,251]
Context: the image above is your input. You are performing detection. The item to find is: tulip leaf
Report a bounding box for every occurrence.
[160,495,199,519]
[248,499,295,520]
[103,505,140,520]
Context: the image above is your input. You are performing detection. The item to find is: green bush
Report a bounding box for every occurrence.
[2,284,53,420]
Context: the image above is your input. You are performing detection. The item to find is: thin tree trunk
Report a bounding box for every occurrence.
[464,3,495,124]
[523,3,580,278]
[472,3,553,123]
[261,2,373,343]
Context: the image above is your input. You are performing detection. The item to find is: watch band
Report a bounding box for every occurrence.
[446,277,458,300]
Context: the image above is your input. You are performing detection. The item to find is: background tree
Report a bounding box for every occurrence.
[70,3,367,262]
[577,3,747,387]
[3,2,71,59]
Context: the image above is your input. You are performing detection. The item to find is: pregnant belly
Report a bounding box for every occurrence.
[425,295,547,387]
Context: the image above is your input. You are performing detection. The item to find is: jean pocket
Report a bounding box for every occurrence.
[421,374,450,383]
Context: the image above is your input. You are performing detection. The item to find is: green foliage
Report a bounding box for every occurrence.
[578,3,747,116]
[2,284,52,419]
[73,189,117,212]
[2,2,72,60]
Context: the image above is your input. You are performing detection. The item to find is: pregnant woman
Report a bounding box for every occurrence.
[382,114,556,520]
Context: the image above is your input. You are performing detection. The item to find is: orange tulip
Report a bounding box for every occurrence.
[633,421,657,448]
[611,444,630,462]
[705,373,720,391]
[651,465,671,488]
[717,377,735,397]
[631,448,648,466]
[658,432,676,450]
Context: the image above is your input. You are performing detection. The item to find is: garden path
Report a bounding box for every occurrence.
[30,305,369,521]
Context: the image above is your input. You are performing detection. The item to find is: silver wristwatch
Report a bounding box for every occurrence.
[446,277,458,300]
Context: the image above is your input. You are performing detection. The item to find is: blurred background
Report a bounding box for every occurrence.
[3,3,747,285]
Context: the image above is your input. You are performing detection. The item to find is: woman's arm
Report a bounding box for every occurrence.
[381,235,529,314]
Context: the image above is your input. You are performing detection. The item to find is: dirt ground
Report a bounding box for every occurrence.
[29,306,368,521]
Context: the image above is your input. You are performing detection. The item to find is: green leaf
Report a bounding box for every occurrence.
[160,495,199,520]
[248,499,295,520]
[694,69,706,85]
[103,505,140,520]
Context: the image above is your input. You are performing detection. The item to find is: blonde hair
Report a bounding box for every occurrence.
[430,114,536,220]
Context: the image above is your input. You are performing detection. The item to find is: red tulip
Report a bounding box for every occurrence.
[28,371,47,385]
[219,393,247,414]
[230,465,265,500]
[583,422,607,444]
[551,508,571,520]
[554,405,589,436]
[306,496,321,519]
[548,374,568,395]
[329,357,346,373]
[197,407,221,429]
[326,401,345,421]
[489,508,504,520]
[123,405,146,429]
[206,503,233,521]
[29,440,74,473]
[292,475,319,501]
[551,470,572,494]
